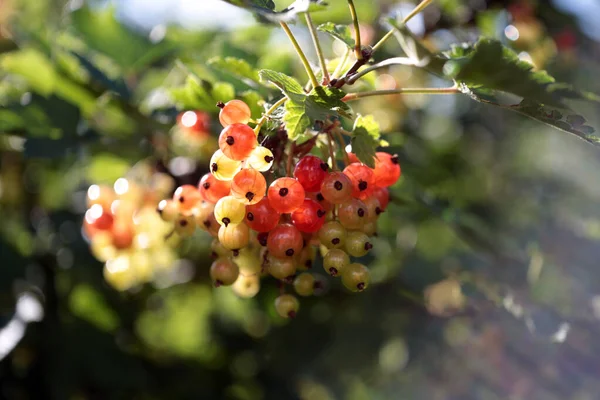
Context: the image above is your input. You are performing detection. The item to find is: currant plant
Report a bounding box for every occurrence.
[152,0,600,318]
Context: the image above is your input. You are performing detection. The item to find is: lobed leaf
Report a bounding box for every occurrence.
[351,115,381,168]
[258,69,305,102]
[317,22,355,48]
[221,0,327,23]
[208,56,261,86]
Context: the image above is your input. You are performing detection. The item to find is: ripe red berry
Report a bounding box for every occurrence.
[245,197,281,232]
[111,219,134,249]
[177,110,210,135]
[306,191,333,212]
[219,100,252,127]
[173,185,203,213]
[293,155,329,192]
[372,186,390,211]
[373,152,401,187]
[231,168,267,205]
[291,198,326,233]
[267,177,305,213]
[218,123,257,161]
[84,204,114,237]
[267,223,303,258]
[338,198,369,230]
[343,163,374,200]
[199,173,231,204]
[320,172,353,204]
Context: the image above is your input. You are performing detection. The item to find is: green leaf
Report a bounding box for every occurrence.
[258,69,305,102]
[239,90,265,118]
[70,5,174,71]
[208,56,261,85]
[282,86,351,140]
[69,284,119,332]
[317,22,355,48]
[222,0,327,23]
[86,153,131,184]
[351,115,380,167]
[0,49,57,95]
[170,76,216,111]
[211,82,236,103]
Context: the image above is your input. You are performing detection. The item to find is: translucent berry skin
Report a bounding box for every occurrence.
[199,173,231,204]
[317,221,347,249]
[320,172,353,204]
[218,222,250,250]
[267,223,303,258]
[218,123,257,161]
[111,219,134,249]
[245,197,281,232]
[293,155,329,192]
[291,198,326,233]
[231,168,267,205]
[275,294,299,318]
[86,184,115,210]
[178,110,210,135]
[293,273,315,296]
[175,214,196,236]
[297,246,316,271]
[267,177,305,214]
[157,199,179,222]
[372,186,390,211]
[307,191,333,212]
[362,196,383,222]
[341,263,370,292]
[84,204,114,236]
[210,149,242,181]
[194,201,219,236]
[323,249,350,277]
[338,198,369,230]
[345,231,373,258]
[232,273,260,298]
[247,146,274,172]
[343,163,375,200]
[173,185,203,214]
[219,99,252,127]
[267,255,297,280]
[373,152,401,187]
[210,258,240,286]
[214,196,246,226]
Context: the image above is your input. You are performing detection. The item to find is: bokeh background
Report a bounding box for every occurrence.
[2,0,600,399]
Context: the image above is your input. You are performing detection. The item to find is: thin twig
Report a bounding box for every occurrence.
[347,0,362,60]
[334,130,350,166]
[286,142,296,177]
[326,132,338,171]
[280,21,320,89]
[343,86,459,101]
[254,97,287,135]
[372,0,435,53]
[346,57,428,84]
[305,13,330,85]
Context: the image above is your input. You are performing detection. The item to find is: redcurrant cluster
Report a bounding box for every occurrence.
[83,164,178,290]
[158,99,401,319]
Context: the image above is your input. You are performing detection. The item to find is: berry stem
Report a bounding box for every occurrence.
[305,13,330,85]
[333,130,350,166]
[254,97,287,135]
[286,142,296,177]
[342,86,459,101]
[372,0,435,53]
[347,0,362,61]
[331,47,350,80]
[280,21,320,89]
[326,132,338,171]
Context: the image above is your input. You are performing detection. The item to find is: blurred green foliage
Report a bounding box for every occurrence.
[2,0,600,399]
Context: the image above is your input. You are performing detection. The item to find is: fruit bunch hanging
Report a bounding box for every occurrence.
[158,99,401,318]
[83,162,179,291]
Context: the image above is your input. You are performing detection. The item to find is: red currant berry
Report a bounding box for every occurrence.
[291,198,326,233]
[218,123,257,161]
[373,152,401,187]
[338,198,369,230]
[199,173,231,204]
[173,185,203,214]
[84,204,114,236]
[293,155,329,192]
[267,223,303,258]
[245,197,281,232]
[231,168,267,205]
[177,110,210,135]
[307,192,333,212]
[320,172,353,204]
[372,186,390,211]
[343,163,374,200]
[267,177,305,214]
[219,100,252,127]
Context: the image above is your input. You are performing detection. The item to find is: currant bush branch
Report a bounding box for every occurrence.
[347,0,362,61]
[280,21,320,89]
[342,86,459,101]
[305,13,330,85]
[346,57,428,85]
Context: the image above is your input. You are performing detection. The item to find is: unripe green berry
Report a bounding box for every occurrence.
[318,221,346,249]
[210,258,240,286]
[267,255,297,280]
[322,249,350,277]
[341,263,370,292]
[275,294,299,318]
[345,231,373,258]
[293,273,315,296]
